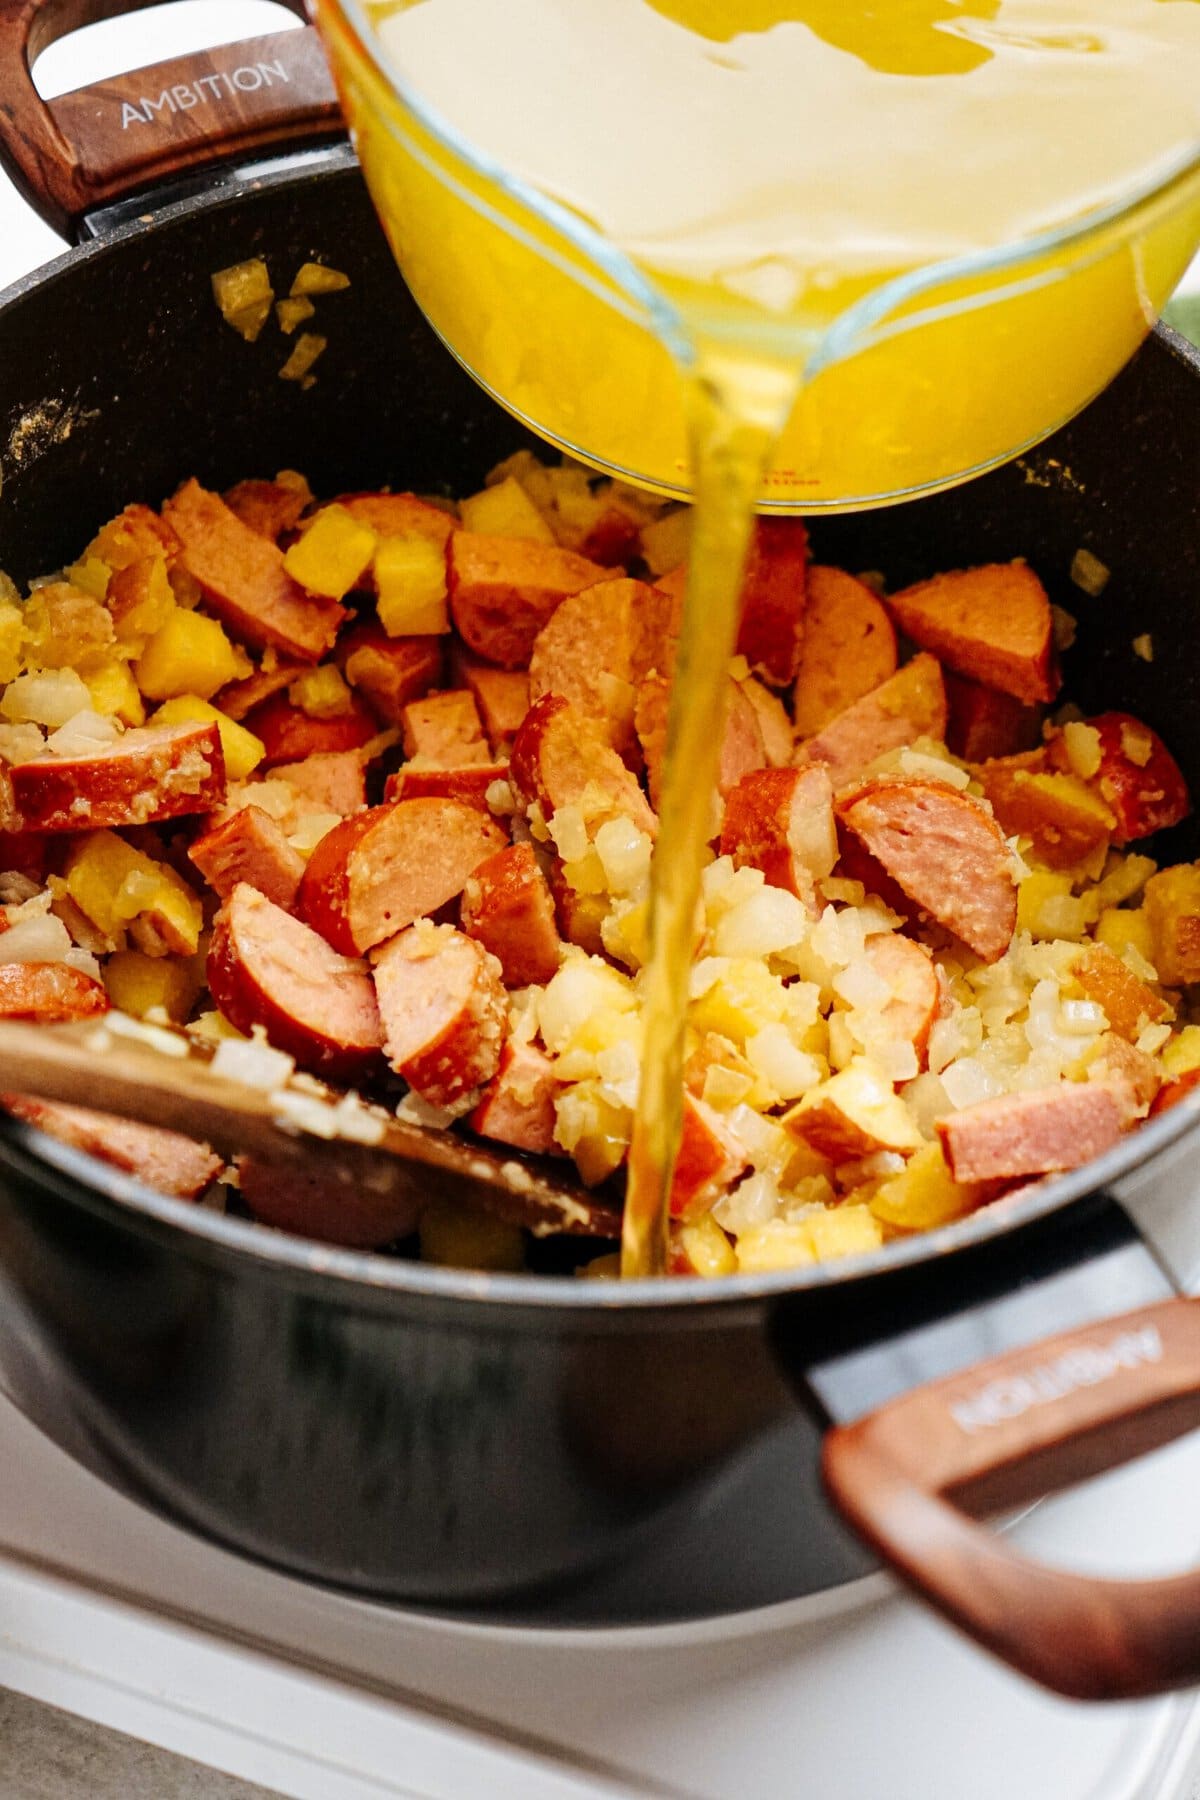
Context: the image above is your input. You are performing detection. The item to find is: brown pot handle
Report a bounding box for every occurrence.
[823,1295,1200,1699]
[0,0,342,236]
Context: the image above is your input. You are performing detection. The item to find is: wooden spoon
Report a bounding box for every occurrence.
[0,1019,621,1243]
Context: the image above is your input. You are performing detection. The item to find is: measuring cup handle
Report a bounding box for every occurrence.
[0,0,342,237]
[822,1295,1200,1699]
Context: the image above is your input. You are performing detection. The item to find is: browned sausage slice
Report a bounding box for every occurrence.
[2,1095,222,1200]
[299,799,507,955]
[736,518,808,687]
[275,750,367,818]
[460,842,563,987]
[400,690,491,765]
[337,626,445,725]
[836,776,1017,963]
[163,479,346,662]
[374,922,508,1110]
[528,577,675,756]
[384,763,509,808]
[720,765,836,902]
[635,676,765,811]
[462,664,530,753]
[214,659,306,721]
[511,694,657,837]
[468,1039,561,1155]
[792,566,898,739]
[885,562,1059,704]
[208,883,382,1079]
[936,1082,1127,1182]
[0,963,110,1022]
[864,933,940,1067]
[669,1094,750,1221]
[795,653,947,790]
[0,721,226,834]
[447,532,607,668]
[189,805,306,909]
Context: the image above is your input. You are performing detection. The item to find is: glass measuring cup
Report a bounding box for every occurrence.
[313,0,1200,511]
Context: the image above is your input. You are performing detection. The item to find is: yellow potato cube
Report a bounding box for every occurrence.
[458,477,555,544]
[66,555,112,602]
[1162,1025,1200,1079]
[640,508,692,578]
[290,261,350,296]
[1016,869,1095,942]
[674,1213,737,1278]
[689,958,789,1044]
[136,609,244,701]
[869,1141,980,1232]
[84,658,145,727]
[418,1197,524,1271]
[284,504,376,601]
[0,599,25,685]
[151,696,265,780]
[288,664,354,719]
[1094,907,1156,968]
[735,1204,883,1272]
[1143,865,1200,986]
[104,950,204,1022]
[66,832,203,957]
[110,556,176,648]
[374,534,449,636]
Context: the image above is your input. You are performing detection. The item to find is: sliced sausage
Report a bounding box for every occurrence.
[460,842,562,988]
[462,664,530,754]
[2,1095,221,1200]
[944,671,1043,762]
[974,753,1115,870]
[792,566,898,739]
[528,577,675,757]
[337,625,444,724]
[468,1039,561,1155]
[400,689,490,765]
[720,765,836,901]
[795,653,947,790]
[0,720,226,834]
[189,805,306,909]
[1073,943,1169,1043]
[385,762,509,808]
[163,479,345,662]
[864,933,940,1067]
[214,659,306,722]
[299,799,507,955]
[1086,1033,1161,1115]
[242,689,379,768]
[0,963,110,1022]
[836,777,1017,963]
[736,518,808,687]
[739,677,793,768]
[337,490,455,548]
[937,1082,1127,1183]
[207,883,382,1079]
[223,478,311,542]
[274,749,367,818]
[235,1155,421,1248]
[885,561,1059,704]
[636,675,765,812]
[374,922,508,1109]
[512,694,657,837]
[447,532,607,668]
[1048,712,1190,844]
[669,1092,750,1221]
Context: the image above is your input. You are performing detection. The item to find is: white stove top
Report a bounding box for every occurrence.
[3,14,1200,1796]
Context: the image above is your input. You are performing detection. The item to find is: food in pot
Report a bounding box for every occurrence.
[1,453,1197,1277]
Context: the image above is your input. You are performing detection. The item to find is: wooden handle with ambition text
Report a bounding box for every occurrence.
[822,1296,1200,1699]
[0,0,342,236]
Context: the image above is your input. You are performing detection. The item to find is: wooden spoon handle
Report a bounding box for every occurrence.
[0,0,341,235]
[823,1295,1200,1699]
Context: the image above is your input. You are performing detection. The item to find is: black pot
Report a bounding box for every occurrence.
[0,11,1199,1700]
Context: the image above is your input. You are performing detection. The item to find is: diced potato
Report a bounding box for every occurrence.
[1017,870,1096,942]
[0,599,25,685]
[640,509,692,578]
[1162,1025,1200,1079]
[290,262,351,297]
[66,831,203,956]
[374,534,450,636]
[418,1196,524,1270]
[284,504,376,601]
[136,609,244,700]
[104,949,204,1022]
[673,1212,737,1277]
[84,658,145,727]
[211,258,274,341]
[868,1141,981,1231]
[458,477,555,544]
[784,1058,924,1160]
[278,332,327,384]
[690,959,789,1044]
[151,696,264,780]
[288,664,354,718]
[66,555,112,602]
[735,1204,883,1272]
[109,555,176,646]
[1143,865,1200,987]
[1093,906,1157,969]
[276,296,315,335]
